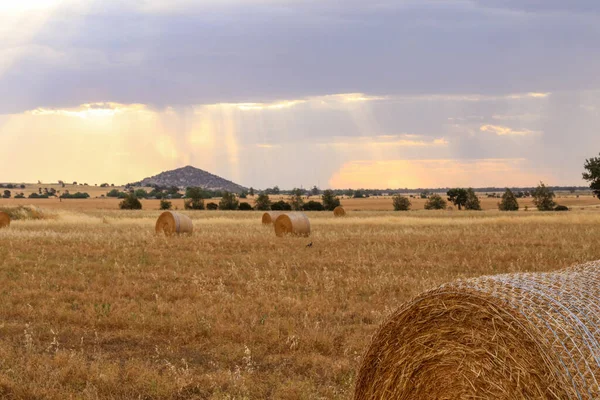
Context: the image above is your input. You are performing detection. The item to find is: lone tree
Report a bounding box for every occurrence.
[583,153,600,199]
[321,189,341,211]
[119,193,142,210]
[392,194,411,211]
[464,188,481,210]
[159,199,172,210]
[424,194,447,210]
[532,181,556,211]
[184,187,205,210]
[289,188,305,211]
[447,188,468,210]
[254,193,271,210]
[498,188,519,211]
[219,191,239,210]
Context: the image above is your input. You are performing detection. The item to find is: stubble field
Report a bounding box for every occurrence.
[1,205,600,399]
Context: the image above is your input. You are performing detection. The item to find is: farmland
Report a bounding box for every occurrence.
[1,204,600,398]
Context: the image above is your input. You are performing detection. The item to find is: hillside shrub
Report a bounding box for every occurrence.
[119,194,142,210]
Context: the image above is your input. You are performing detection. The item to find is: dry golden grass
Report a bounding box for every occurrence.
[1,207,600,398]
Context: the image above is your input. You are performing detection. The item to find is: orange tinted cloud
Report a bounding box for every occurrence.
[480,124,541,136]
[329,159,550,188]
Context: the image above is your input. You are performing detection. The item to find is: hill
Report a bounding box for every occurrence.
[129,166,247,193]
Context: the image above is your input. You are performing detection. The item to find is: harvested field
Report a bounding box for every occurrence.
[1,208,600,398]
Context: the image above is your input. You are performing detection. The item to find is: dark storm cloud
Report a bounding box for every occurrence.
[2,0,600,113]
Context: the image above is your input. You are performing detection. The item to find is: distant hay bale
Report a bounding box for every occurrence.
[355,260,600,399]
[262,211,284,225]
[155,211,193,236]
[274,212,310,237]
[0,211,10,228]
[333,206,346,217]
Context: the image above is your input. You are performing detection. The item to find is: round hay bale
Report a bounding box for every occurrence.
[333,206,346,217]
[355,260,600,400]
[155,211,193,236]
[274,212,310,237]
[0,211,10,228]
[262,211,285,225]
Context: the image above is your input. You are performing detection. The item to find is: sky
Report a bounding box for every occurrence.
[1,0,599,189]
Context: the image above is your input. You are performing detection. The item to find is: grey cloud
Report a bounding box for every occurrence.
[2,0,600,113]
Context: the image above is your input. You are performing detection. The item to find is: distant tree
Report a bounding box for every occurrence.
[72,181,77,185]
[38,187,42,194]
[321,189,341,211]
[272,185,280,195]
[464,188,482,210]
[239,190,248,199]
[392,194,411,211]
[15,193,25,199]
[239,202,253,211]
[311,186,320,196]
[106,189,122,198]
[447,188,468,210]
[583,153,600,199]
[302,200,325,211]
[249,187,255,196]
[119,193,142,210]
[159,199,172,210]
[185,187,206,209]
[20,184,25,189]
[255,193,272,211]
[134,189,148,199]
[100,183,109,188]
[344,189,354,197]
[424,194,447,210]
[532,181,556,211]
[420,191,430,199]
[2,190,11,198]
[206,202,219,210]
[289,188,305,211]
[271,200,292,211]
[219,192,239,210]
[498,188,519,211]
[58,180,65,188]
[353,190,365,199]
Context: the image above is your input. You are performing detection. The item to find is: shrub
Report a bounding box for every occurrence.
[206,202,219,210]
[219,192,239,210]
[255,193,272,211]
[303,200,325,211]
[159,199,172,210]
[2,190,10,198]
[271,200,292,211]
[532,181,556,211]
[464,188,481,210]
[134,189,148,199]
[184,198,205,210]
[119,194,142,210]
[424,194,447,210]
[322,190,341,211]
[14,193,25,199]
[239,202,253,210]
[107,189,121,197]
[554,205,569,211]
[392,194,411,211]
[498,188,519,211]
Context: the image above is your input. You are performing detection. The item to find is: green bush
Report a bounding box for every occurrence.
[554,205,569,211]
[302,200,325,211]
[159,199,172,210]
[239,202,253,210]
[254,193,271,211]
[424,194,447,210]
[271,200,291,211]
[206,202,218,210]
[219,192,239,210]
[464,188,481,210]
[498,188,519,211]
[532,181,556,211]
[184,198,205,210]
[119,194,142,210]
[321,190,341,211]
[392,194,411,211]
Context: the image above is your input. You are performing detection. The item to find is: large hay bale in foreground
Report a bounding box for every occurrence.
[155,211,193,236]
[274,212,310,237]
[0,211,10,228]
[262,211,284,225]
[355,260,600,400]
[333,206,346,217]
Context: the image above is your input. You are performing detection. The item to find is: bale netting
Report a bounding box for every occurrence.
[0,211,10,228]
[262,211,284,225]
[355,260,600,400]
[274,212,310,237]
[155,211,193,236]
